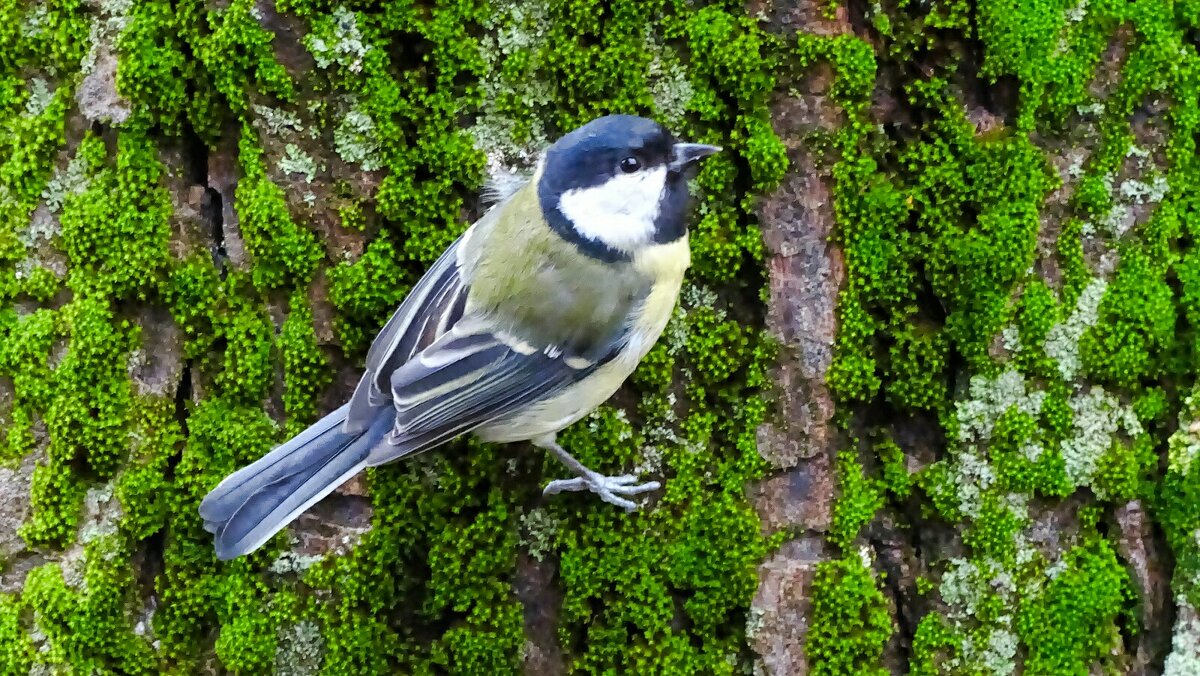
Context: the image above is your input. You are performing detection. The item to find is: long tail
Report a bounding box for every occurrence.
[198,404,393,560]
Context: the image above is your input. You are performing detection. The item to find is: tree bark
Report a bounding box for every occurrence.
[0,1,1194,674]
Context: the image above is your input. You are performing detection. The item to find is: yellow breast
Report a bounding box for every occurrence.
[475,236,691,443]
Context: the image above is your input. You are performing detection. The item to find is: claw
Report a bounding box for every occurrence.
[543,471,661,511]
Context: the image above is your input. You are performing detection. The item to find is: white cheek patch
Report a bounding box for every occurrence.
[557,166,667,252]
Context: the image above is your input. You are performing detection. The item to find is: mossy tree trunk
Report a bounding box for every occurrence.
[0,0,1196,674]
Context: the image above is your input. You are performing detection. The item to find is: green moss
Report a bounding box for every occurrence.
[0,594,32,674]
[235,128,324,292]
[24,537,156,673]
[976,0,1117,128]
[116,397,183,542]
[829,450,885,551]
[20,295,137,547]
[214,277,276,406]
[1012,279,1059,377]
[685,305,752,385]
[0,83,73,211]
[806,556,891,676]
[49,296,137,476]
[59,129,173,298]
[1016,538,1131,674]
[191,0,294,117]
[156,397,282,668]
[214,575,278,674]
[910,614,965,676]
[0,308,58,462]
[20,457,87,548]
[917,460,964,523]
[962,494,1023,566]
[279,291,332,434]
[327,236,411,356]
[1158,387,1200,606]
[988,404,1071,498]
[118,1,191,133]
[1080,245,1176,387]
[886,324,949,410]
[163,257,223,358]
[877,438,913,499]
[1091,433,1153,501]
[1056,218,1089,306]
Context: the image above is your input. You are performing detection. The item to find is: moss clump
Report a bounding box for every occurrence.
[829,450,884,551]
[1158,387,1200,607]
[910,613,965,676]
[163,257,223,357]
[23,537,157,674]
[21,296,137,548]
[116,397,184,542]
[235,128,324,292]
[1016,538,1132,674]
[0,308,57,462]
[279,291,332,434]
[59,129,172,298]
[1080,245,1176,387]
[327,237,411,355]
[213,275,276,406]
[155,397,282,668]
[118,1,191,133]
[806,556,891,676]
[0,594,33,674]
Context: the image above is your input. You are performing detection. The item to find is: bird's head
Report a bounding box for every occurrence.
[536,115,721,262]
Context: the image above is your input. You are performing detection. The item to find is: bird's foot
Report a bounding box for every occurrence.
[542,471,660,511]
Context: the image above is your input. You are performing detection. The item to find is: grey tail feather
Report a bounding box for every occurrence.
[198,403,393,560]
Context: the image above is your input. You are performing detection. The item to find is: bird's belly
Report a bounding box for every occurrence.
[475,305,672,444]
[475,246,686,445]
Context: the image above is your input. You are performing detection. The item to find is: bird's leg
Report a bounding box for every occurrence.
[534,435,660,511]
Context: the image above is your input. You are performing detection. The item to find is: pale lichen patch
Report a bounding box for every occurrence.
[953,450,997,518]
[519,508,561,563]
[306,6,370,73]
[1165,601,1200,676]
[279,144,320,183]
[1060,386,1141,490]
[1044,278,1106,380]
[645,33,693,125]
[25,79,54,117]
[471,0,555,176]
[42,148,92,214]
[252,104,304,137]
[1168,391,1200,475]
[21,4,49,39]
[333,102,382,172]
[268,550,324,575]
[274,620,324,676]
[938,557,1020,676]
[79,482,121,544]
[955,369,1045,444]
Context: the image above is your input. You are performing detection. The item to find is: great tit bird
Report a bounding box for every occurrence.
[199,115,721,560]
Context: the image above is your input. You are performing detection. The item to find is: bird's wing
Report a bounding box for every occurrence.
[364,316,627,464]
[344,230,471,431]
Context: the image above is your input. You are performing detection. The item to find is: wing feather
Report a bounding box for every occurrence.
[362,322,621,465]
[345,231,470,430]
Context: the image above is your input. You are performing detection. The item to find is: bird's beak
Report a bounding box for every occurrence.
[669,142,722,172]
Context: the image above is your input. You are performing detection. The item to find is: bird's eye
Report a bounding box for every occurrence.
[619,156,641,173]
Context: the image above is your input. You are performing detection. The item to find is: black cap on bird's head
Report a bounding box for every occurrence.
[537,115,721,262]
